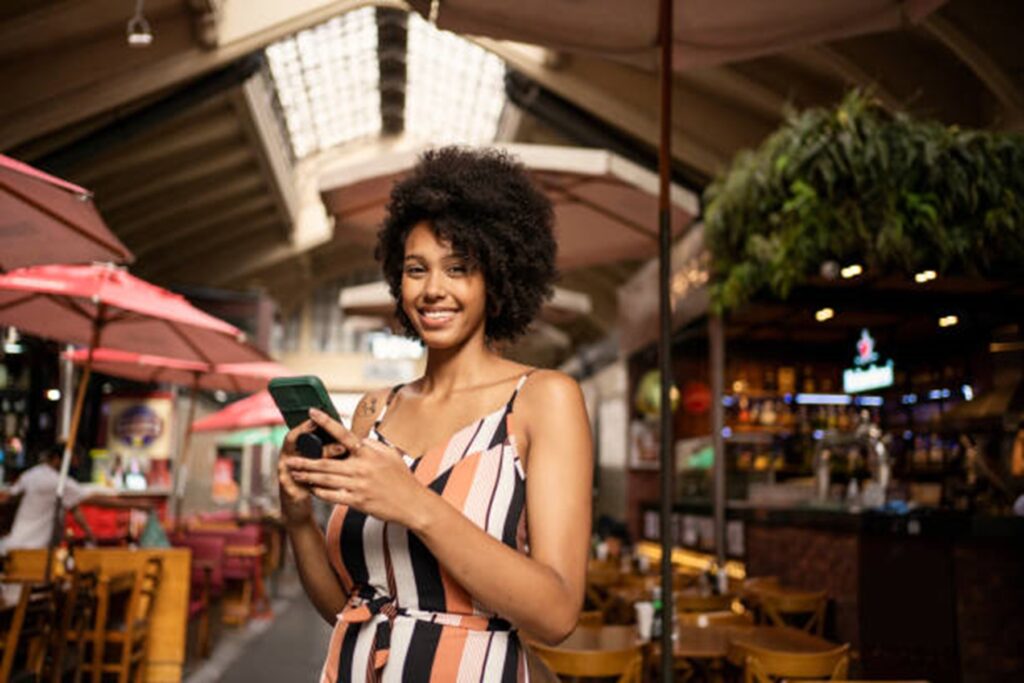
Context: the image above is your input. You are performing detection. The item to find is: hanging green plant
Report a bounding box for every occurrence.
[703,90,1024,312]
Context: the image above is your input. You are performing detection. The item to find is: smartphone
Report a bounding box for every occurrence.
[269,375,341,458]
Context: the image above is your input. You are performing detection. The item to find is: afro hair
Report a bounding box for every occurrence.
[375,146,558,343]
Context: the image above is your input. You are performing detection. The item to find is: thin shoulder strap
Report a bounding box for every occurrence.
[506,369,537,412]
[374,384,405,426]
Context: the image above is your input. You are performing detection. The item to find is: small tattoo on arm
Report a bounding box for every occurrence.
[360,398,378,416]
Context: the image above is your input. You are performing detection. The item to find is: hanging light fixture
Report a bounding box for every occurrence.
[126,0,154,47]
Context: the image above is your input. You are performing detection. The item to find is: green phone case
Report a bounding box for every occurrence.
[268,375,341,430]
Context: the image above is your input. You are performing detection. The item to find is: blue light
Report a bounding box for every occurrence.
[901,394,918,405]
[941,388,951,399]
[962,384,974,401]
[813,429,825,440]
[783,393,793,404]
[855,396,884,407]
[927,389,943,400]
[796,393,852,406]
[903,430,913,440]
[721,427,733,439]
[722,396,736,407]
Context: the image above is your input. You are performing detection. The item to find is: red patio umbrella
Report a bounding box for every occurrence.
[0,154,133,270]
[0,263,267,555]
[64,348,288,526]
[64,348,286,394]
[192,391,284,433]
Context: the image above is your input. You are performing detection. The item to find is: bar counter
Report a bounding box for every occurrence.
[642,501,1024,683]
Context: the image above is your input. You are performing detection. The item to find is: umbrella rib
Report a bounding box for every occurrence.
[0,291,41,313]
[0,177,129,256]
[163,319,216,365]
[50,296,99,325]
[537,177,660,243]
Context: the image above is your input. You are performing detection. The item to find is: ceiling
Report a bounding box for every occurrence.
[1,0,1021,356]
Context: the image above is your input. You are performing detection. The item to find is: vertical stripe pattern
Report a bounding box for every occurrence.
[321,372,535,683]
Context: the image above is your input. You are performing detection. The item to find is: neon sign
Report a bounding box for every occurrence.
[843,329,894,393]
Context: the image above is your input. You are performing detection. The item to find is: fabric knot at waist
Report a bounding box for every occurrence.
[338,585,514,680]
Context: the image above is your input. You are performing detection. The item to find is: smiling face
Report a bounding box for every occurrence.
[400,221,487,349]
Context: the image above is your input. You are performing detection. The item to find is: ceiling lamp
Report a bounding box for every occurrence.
[939,315,959,328]
[840,264,863,279]
[126,0,153,47]
[815,307,835,322]
[914,270,937,284]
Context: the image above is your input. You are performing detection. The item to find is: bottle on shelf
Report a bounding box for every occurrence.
[651,585,664,639]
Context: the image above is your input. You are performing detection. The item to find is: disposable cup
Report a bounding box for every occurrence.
[634,601,654,642]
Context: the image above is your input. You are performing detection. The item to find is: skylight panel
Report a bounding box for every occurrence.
[405,12,507,145]
[265,8,381,158]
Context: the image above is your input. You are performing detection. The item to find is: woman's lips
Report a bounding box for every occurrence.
[418,308,458,329]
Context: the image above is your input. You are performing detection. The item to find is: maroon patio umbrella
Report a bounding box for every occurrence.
[0,154,133,270]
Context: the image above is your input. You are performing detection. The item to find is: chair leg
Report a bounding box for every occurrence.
[197,610,211,659]
[117,642,132,683]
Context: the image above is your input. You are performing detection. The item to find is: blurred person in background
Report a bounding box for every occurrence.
[0,442,95,554]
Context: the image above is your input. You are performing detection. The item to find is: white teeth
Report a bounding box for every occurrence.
[422,310,455,319]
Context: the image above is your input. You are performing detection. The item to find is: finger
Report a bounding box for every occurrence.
[323,442,349,459]
[308,408,362,452]
[285,455,357,473]
[283,419,317,448]
[291,470,355,490]
[310,486,356,507]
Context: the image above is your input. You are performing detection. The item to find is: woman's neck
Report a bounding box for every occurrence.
[420,332,503,398]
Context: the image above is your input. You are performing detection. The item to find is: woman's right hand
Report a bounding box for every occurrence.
[278,421,316,528]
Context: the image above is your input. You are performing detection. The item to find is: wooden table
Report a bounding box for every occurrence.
[725,625,837,666]
[555,624,640,652]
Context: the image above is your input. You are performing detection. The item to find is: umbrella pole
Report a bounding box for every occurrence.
[48,311,104,579]
[174,376,200,532]
[657,0,676,679]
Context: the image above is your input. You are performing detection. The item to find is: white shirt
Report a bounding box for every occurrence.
[1,464,87,552]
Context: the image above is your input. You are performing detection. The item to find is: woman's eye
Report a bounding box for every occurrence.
[404,265,426,276]
[447,265,467,275]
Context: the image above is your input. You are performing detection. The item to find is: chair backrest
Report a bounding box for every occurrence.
[530,642,642,682]
[4,549,47,580]
[743,642,850,682]
[676,591,735,613]
[49,569,99,683]
[130,557,163,627]
[0,582,59,682]
[174,535,226,593]
[760,590,828,635]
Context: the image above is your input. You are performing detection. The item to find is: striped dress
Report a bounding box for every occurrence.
[320,372,535,683]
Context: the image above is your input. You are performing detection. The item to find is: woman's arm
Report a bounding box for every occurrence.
[280,390,388,625]
[288,372,593,644]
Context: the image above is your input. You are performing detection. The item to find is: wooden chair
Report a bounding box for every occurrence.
[743,642,850,682]
[172,534,225,658]
[759,590,828,636]
[0,582,59,683]
[80,557,162,683]
[676,591,735,613]
[529,641,643,683]
[49,570,99,683]
[678,610,753,628]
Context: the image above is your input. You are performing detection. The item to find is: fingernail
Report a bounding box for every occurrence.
[309,407,323,417]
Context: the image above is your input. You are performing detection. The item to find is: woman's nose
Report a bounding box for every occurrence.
[423,270,446,299]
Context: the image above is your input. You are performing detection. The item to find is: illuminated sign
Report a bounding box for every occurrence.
[843,329,894,393]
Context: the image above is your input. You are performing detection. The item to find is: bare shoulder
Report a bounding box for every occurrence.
[517,370,587,425]
[350,387,392,438]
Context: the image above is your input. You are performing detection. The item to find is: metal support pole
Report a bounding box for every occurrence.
[657,0,676,679]
[710,314,726,567]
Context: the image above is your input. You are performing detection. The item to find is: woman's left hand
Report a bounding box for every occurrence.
[284,408,431,528]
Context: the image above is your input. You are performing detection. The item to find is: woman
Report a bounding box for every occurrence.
[280,147,593,682]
